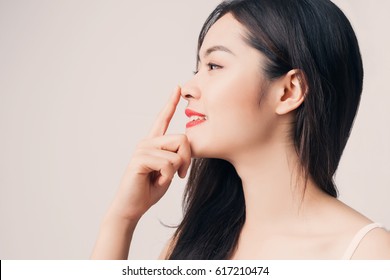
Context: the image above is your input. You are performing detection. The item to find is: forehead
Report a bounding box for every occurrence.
[199,13,249,56]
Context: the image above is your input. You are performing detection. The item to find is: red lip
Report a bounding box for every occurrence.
[185,108,206,117]
[186,119,206,128]
[185,108,207,128]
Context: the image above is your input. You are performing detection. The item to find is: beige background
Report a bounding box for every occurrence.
[0,0,389,259]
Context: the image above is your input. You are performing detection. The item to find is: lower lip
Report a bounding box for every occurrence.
[186,119,206,128]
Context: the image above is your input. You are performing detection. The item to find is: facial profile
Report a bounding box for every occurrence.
[91,0,390,262]
[181,13,300,163]
[168,0,368,260]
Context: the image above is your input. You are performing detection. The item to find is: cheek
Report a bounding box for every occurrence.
[212,101,262,143]
[187,66,270,158]
[209,69,263,133]
[195,94,265,159]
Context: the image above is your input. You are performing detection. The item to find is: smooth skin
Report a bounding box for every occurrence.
[92,13,390,260]
[91,86,191,259]
[181,14,390,259]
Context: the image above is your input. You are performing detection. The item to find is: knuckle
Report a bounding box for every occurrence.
[178,134,188,143]
[161,159,173,170]
[172,154,183,167]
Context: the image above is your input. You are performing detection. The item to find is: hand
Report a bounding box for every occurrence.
[107,86,191,222]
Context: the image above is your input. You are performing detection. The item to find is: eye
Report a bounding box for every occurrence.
[193,63,222,75]
[207,63,222,71]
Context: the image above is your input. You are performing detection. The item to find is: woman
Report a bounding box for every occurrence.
[92,0,390,259]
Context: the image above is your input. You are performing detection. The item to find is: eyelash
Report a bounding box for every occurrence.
[193,63,222,75]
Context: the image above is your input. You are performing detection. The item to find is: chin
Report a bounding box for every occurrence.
[188,142,209,158]
[188,143,209,159]
[188,140,228,160]
[186,129,234,160]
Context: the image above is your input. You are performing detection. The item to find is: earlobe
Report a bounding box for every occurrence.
[275,69,307,115]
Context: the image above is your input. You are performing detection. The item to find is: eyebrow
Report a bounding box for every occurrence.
[197,45,236,62]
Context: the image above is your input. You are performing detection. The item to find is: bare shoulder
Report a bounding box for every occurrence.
[352,226,390,259]
[317,197,389,259]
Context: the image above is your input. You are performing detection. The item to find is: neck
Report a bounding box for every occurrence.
[229,141,326,231]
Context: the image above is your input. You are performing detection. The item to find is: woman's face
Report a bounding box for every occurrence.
[182,13,279,161]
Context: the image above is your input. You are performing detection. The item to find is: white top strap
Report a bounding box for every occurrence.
[341,222,383,260]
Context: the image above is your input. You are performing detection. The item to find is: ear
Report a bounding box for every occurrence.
[275,69,307,115]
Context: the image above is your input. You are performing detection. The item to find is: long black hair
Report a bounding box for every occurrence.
[168,0,364,259]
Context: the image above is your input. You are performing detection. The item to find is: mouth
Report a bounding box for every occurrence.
[185,108,207,128]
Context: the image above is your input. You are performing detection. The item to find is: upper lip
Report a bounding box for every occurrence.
[185,108,206,117]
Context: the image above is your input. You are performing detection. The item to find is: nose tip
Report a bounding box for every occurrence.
[180,85,193,100]
[180,84,200,101]
[181,73,202,100]
[182,92,193,99]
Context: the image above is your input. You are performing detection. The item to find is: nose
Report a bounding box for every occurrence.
[180,78,201,101]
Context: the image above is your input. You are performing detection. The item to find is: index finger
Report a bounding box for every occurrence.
[148,86,181,138]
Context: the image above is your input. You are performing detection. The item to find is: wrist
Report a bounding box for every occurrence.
[105,195,147,224]
[102,210,141,229]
